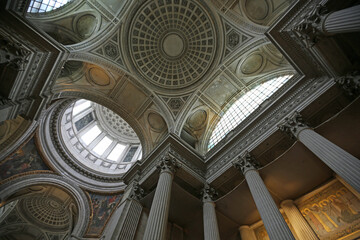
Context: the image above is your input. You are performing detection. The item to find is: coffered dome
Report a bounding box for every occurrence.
[127,0,220,90]
[19,196,70,232]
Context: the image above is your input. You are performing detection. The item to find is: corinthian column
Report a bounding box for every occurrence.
[322,5,360,35]
[143,155,180,240]
[278,111,360,193]
[281,200,318,240]
[291,4,360,47]
[201,183,220,240]
[233,152,295,240]
[239,225,257,240]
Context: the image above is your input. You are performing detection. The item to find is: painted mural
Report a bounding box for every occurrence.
[0,137,49,181]
[86,193,123,236]
[297,181,360,240]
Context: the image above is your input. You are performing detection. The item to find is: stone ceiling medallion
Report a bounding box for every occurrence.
[127,0,219,90]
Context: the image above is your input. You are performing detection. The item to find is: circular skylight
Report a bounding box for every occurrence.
[27,0,73,13]
[208,75,293,150]
[60,99,142,174]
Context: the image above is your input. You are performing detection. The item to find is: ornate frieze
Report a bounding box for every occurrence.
[200,183,218,202]
[277,111,309,139]
[232,151,260,174]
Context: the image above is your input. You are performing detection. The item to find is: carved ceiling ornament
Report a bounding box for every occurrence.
[335,72,360,97]
[156,154,180,174]
[200,183,218,202]
[277,111,309,139]
[290,4,329,48]
[127,0,219,90]
[129,181,145,201]
[0,35,30,70]
[233,151,261,174]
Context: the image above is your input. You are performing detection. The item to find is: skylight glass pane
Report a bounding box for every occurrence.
[107,144,126,162]
[27,0,72,13]
[73,100,91,116]
[93,137,112,155]
[81,125,101,145]
[208,75,292,150]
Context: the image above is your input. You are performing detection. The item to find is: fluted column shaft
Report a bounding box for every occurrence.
[323,5,360,35]
[281,200,318,240]
[203,201,221,240]
[143,170,173,240]
[245,170,295,240]
[239,225,257,240]
[335,175,360,199]
[298,128,360,193]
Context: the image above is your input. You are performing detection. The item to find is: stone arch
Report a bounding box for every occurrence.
[0,174,91,238]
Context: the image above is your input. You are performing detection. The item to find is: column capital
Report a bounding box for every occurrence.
[239,225,251,230]
[278,111,309,139]
[201,183,218,202]
[280,199,295,207]
[156,154,180,174]
[291,4,328,48]
[128,181,145,201]
[233,151,261,175]
[335,72,360,97]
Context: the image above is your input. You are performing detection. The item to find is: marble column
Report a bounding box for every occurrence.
[291,4,360,47]
[233,152,295,240]
[239,225,257,240]
[201,183,220,240]
[143,155,179,240]
[278,111,360,193]
[117,181,144,240]
[322,5,360,35]
[335,175,360,199]
[281,200,318,240]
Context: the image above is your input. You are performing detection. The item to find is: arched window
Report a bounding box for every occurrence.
[208,75,293,150]
[27,0,72,13]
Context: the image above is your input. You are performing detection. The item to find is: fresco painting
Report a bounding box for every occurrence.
[86,193,123,236]
[0,137,49,181]
[297,181,360,240]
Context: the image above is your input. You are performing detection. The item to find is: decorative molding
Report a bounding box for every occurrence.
[156,154,180,174]
[206,77,334,181]
[200,183,218,202]
[128,181,145,201]
[278,111,309,139]
[334,72,360,97]
[290,4,329,48]
[233,151,261,175]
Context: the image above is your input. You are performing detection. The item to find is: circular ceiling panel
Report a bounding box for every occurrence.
[128,0,218,90]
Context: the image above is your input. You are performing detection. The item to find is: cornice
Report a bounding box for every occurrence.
[206,76,334,183]
[266,0,327,77]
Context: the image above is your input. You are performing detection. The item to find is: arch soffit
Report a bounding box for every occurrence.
[53,61,174,153]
